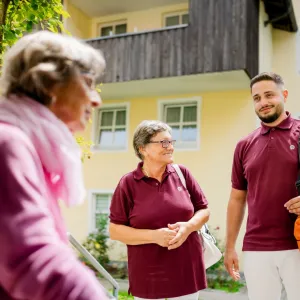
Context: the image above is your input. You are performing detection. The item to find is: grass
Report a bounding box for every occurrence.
[118,291,134,299]
[109,290,133,300]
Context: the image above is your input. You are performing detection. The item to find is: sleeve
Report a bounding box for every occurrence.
[0,135,108,300]
[179,165,208,212]
[231,141,248,191]
[109,176,131,226]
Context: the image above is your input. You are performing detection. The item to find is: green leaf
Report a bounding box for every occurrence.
[29,14,36,21]
[1,0,70,65]
[26,21,33,32]
[4,30,16,41]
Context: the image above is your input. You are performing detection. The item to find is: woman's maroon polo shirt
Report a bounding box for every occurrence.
[109,163,208,298]
[232,113,300,251]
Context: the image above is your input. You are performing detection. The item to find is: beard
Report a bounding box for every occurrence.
[256,104,284,123]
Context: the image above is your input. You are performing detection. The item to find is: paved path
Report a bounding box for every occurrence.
[199,289,248,300]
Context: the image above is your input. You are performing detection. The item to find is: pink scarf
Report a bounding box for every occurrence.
[0,94,85,207]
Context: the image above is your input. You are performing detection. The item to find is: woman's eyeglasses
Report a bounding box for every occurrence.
[148,140,176,148]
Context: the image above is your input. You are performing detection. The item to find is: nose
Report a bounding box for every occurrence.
[90,90,102,108]
[260,96,271,107]
[168,142,174,149]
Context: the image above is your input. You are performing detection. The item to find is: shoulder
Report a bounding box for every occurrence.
[0,123,36,157]
[235,128,261,152]
[292,118,300,129]
[119,172,134,184]
[117,171,136,192]
[0,123,44,186]
[172,164,192,178]
[176,164,189,173]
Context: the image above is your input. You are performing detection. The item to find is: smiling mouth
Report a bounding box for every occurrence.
[260,107,273,113]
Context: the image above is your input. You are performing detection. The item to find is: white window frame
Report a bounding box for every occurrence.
[297,31,300,75]
[163,11,189,27]
[256,116,261,128]
[158,97,201,151]
[98,20,127,37]
[293,112,300,120]
[88,189,114,234]
[92,102,130,152]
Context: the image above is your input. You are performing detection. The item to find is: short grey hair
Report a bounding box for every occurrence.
[133,120,172,160]
[0,30,106,105]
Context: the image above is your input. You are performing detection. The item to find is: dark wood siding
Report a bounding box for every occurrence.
[87,0,259,83]
[246,0,259,78]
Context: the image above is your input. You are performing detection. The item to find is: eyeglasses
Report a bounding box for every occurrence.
[148,140,176,148]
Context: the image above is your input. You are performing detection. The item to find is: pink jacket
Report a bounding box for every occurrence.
[0,122,108,299]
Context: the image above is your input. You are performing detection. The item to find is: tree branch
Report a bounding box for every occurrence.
[0,0,12,54]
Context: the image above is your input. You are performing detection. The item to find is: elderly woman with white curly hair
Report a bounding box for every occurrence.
[0,31,108,300]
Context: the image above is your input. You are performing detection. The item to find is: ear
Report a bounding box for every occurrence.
[283,89,288,103]
[139,145,146,158]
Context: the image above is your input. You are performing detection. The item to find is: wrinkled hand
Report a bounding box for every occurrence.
[224,249,240,281]
[284,196,300,215]
[154,228,177,247]
[167,222,191,250]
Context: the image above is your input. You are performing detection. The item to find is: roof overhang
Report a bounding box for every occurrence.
[263,0,298,32]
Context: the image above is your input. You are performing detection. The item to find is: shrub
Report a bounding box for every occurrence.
[206,227,245,293]
[80,215,110,271]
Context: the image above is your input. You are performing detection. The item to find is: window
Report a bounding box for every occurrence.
[159,98,201,150]
[164,11,189,27]
[297,31,300,74]
[293,113,300,120]
[93,104,129,151]
[89,192,112,233]
[99,21,127,37]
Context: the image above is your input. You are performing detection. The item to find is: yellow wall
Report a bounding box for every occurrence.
[271,0,300,115]
[62,89,254,261]
[64,0,92,39]
[259,0,273,72]
[90,3,188,38]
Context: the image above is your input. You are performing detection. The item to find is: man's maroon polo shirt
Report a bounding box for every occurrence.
[109,163,208,298]
[232,113,300,251]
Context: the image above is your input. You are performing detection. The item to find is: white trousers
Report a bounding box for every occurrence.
[244,250,300,300]
[134,291,200,300]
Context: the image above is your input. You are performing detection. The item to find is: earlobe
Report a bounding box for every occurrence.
[51,95,57,104]
[283,89,288,102]
[139,146,145,157]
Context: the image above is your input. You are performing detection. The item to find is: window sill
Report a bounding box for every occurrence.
[91,145,128,153]
[174,142,200,151]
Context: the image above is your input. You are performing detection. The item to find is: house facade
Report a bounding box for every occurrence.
[61,0,300,267]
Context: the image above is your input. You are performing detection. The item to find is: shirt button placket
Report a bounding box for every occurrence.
[155,182,160,191]
[269,128,275,149]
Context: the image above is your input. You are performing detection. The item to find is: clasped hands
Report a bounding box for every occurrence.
[155,222,192,250]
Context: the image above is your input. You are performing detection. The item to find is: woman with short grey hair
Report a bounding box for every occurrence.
[0,31,107,299]
[133,120,172,160]
[110,120,210,299]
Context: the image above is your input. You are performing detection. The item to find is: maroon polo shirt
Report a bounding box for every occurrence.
[109,163,208,298]
[232,112,300,251]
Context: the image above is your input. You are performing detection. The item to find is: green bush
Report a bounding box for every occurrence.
[206,227,245,293]
[117,291,134,300]
[80,215,110,270]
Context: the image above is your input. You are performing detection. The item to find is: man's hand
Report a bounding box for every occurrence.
[284,196,300,215]
[167,222,191,250]
[224,248,241,281]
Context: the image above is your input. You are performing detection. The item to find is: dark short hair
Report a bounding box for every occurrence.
[250,72,284,89]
